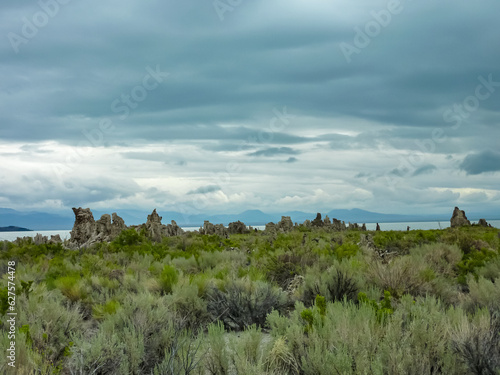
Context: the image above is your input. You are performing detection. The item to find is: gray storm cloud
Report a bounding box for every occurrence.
[0,0,499,215]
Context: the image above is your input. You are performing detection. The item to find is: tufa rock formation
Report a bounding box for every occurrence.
[141,209,184,242]
[145,209,165,242]
[69,207,127,248]
[346,222,367,231]
[70,207,96,246]
[265,214,356,234]
[199,220,228,237]
[477,218,489,227]
[277,216,294,232]
[450,207,471,228]
[32,233,62,245]
[313,213,351,231]
[95,213,127,242]
[228,221,249,235]
[311,213,324,227]
[265,222,276,234]
[329,218,346,231]
[165,220,184,237]
[265,216,295,234]
[70,207,184,247]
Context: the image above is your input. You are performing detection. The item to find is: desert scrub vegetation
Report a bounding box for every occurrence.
[0,225,499,374]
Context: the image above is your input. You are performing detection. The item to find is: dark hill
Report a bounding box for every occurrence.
[0,226,32,232]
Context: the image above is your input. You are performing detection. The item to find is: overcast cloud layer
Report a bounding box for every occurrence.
[1,0,499,217]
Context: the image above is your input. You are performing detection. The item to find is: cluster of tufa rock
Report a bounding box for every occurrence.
[199,220,251,237]
[133,209,184,242]
[450,207,492,228]
[199,221,229,237]
[450,207,471,228]
[478,218,490,227]
[35,206,497,250]
[264,213,365,234]
[265,216,295,234]
[69,207,183,248]
[69,208,127,248]
[15,233,63,246]
[228,220,251,235]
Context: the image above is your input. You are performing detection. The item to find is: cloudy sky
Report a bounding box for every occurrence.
[1,0,499,217]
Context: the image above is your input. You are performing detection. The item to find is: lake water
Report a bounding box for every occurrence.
[1,220,498,242]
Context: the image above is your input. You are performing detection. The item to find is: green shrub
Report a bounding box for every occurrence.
[465,275,500,313]
[171,255,199,274]
[457,248,498,285]
[66,326,128,374]
[334,243,359,260]
[410,243,462,278]
[11,284,84,372]
[159,265,179,294]
[20,280,34,297]
[268,296,469,375]
[54,275,89,302]
[373,231,413,253]
[302,268,359,306]
[265,253,302,288]
[214,268,229,280]
[238,265,267,282]
[479,256,500,282]
[152,329,203,375]
[452,313,500,375]
[206,279,289,331]
[368,256,427,298]
[168,281,209,330]
[92,299,121,321]
[68,293,184,374]
[315,295,326,316]
[0,240,68,262]
[113,228,144,247]
[229,324,270,374]
[378,295,466,374]
[358,290,394,323]
[44,256,84,290]
[19,324,33,346]
[264,337,300,375]
[300,309,314,332]
[204,322,230,375]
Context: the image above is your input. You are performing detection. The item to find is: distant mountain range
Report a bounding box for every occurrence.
[0,208,74,231]
[1,207,498,231]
